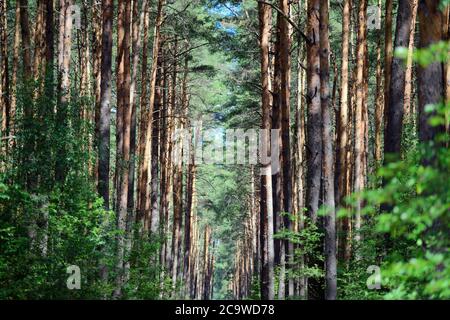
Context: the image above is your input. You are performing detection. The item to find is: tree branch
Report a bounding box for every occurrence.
[257,0,311,44]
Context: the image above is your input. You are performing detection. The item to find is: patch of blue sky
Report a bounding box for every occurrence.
[214,21,237,35]
[208,2,241,18]
[208,2,240,35]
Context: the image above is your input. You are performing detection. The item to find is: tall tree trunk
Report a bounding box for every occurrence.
[44,0,55,102]
[337,0,351,263]
[150,51,162,235]
[374,0,384,167]
[128,0,148,223]
[403,0,418,125]
[258,0,275,300]
[0,0,9,138]
[10,0,21,138]
[319,0,336,300]
[353,0,367,245]
[306,0,322,299]
[444,6,450,109]
[19,0,33,189]
[272,17,282,270]
[92,0,102,173]
[19,0,32,89]
[98,0,113,210]
[278,0,294,299]
[384,0,416,160]
[182,55,193,298]
[171,39,183,297]
[384,0,393,115]
[417,0,444,144]
[201,225,211,300]
[55,0,73,183]
[295,0,307,297]
[137,0,164,229]
[33,0,46,82]
[150,60,162,234]
[97,0,112,285]
[306,0,322,225]
[79,2,91,101]
[113,0,131,298]
[58,0,72,105]
[159,48,171,271]
[137,3,149,225]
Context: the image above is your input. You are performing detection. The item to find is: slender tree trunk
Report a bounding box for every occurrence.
[10,0,21,138]
[55,0,73,183]
[128,0,148,225]
[43,0,55,99]
[272,18,282,270]
[150,51,162,235]
[92,0,102,171]
[278,0,294,299]
[0,0,9,138]
[384,0,393,115]
[137,3,150,225]
[337,0,351,263]
[444,6,450,107]
[319,0,336,300]
[182,55,193,298]
[353,0,367,244]
[306,0,322,225]
[98,0,113,210]
[113,0,131,298]
[171,39,184,297]
[374,0,384,167]
[384,0,416,160]
[33,0,46,83]
[305,0,322,299]
[19,0,33,189]
[159,47,169,270]
[201,226,211,300]
[19,0,32,81]
[59,0,72,105]
[150,60,162,234]
[258,1,275,300]
[137,0,164,229]
[403,0,418,125]
[79,3,91,98]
